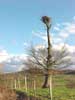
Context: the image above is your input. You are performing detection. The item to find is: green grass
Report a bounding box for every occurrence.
[16,87,75,100]
[15,74,75,100]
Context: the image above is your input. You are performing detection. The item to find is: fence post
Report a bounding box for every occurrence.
[49,74,52,100]
[11,79,13,89]
[33,79,36,98]
[18,78,20,89]
[14,79,17,89]
[25,76,27,92]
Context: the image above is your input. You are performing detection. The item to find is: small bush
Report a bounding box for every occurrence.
[0,85,17,100]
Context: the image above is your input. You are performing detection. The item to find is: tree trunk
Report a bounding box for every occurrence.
[42,74,49,88]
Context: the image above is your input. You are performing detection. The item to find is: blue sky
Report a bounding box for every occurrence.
[0,0,75,54]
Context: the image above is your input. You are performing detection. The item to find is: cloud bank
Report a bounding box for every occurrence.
[0,49,27,73]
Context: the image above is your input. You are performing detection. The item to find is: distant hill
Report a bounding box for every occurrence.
[0,69,75,80]
[64,70,75,74]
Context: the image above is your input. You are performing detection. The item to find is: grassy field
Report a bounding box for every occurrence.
[0,73,75,100]
[15,74,75,100]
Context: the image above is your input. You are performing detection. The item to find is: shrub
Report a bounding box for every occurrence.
[0,85,17,100]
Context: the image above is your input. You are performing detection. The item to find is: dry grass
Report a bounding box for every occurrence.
[0,85,16,100]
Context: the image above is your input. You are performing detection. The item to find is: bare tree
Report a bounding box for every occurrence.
[25,44,72,100]
[25,45,72,86]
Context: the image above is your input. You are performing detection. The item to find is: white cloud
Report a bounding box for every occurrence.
[66,23,75,33]
[54,26,60,31]
[0,49,28,73]
[73,16,75,20]
[35,44,45,50]
[59,32,69,38]
[33,31,64,45]
[32,31,54,44]
[32,31,46,41]
[65,44,75,53]
[59,19,75,35]
[56,23,60,27]
[52,17,75,44]
[62,22,71,26]
[52,37,62,44]
[53,43,75,52]
[40,35,47,42]
[24,42,29,47]
[0,50,9,63]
